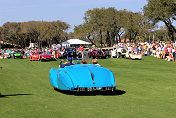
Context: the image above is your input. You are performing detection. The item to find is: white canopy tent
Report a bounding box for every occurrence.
[67,39,91,45]
[61,41,70,48]
[61,39,91,48]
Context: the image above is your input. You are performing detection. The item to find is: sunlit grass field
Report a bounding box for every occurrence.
[0,56,176,118]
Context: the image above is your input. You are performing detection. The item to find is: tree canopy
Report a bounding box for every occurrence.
[0,20,70,48]
[1,0,176,48]
[73,8,153,46]
[143,0,176,41]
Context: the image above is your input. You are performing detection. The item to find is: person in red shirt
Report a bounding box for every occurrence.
[165,48,168,58]
[78,45,83,51]
[78,45,84,58]
[49,49,53,54]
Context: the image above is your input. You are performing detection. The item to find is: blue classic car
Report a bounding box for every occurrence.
[49,59,117,91]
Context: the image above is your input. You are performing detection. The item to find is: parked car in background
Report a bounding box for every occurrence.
[102,47,113,58]
[117,47,127,58]
[39,53,55,62]
[29,52,42,61]
[63,47,82,59]
[125,51,142,60]
[89,50,107,59]
[63,47,76,59]
[125,51,132,59]
[13,50,22,59]
[130,54,142,60]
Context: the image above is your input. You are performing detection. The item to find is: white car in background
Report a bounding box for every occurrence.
[117,47,127,58]
[125,51,142,60]
[130,54,142,60]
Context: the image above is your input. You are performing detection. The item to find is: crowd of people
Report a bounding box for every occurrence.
[112,41,176,61]
[0,45,84,59]
[0,41,176,62]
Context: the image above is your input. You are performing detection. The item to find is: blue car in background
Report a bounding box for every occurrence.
[62,47,82,59]
[49,59,117,91]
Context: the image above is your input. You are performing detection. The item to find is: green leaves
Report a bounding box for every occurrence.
[0,21,70,48]
[74,8,152,45]
[143,0,176,41]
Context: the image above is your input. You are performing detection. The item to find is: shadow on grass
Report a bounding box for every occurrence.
[0,93,32,98]
[54,88,126,96]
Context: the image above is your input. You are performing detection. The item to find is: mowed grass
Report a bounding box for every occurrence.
[0,56,176,118]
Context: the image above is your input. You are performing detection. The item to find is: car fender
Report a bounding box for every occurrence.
[49,68,58,88]
[58,68,75,90]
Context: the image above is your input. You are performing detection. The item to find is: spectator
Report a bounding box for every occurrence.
[81,59,87,64]
[161,46,165,59]
[165,53,174,61]
[78,45,84,58]
[165,47,168,58]
[60,57,74,68]
[21,49,25,59]
[0,53,3,59]
[92,59,99,65]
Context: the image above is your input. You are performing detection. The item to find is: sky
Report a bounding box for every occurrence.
[0,0,148,32]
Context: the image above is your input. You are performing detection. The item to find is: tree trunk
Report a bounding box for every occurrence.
[164,20,175,41]
[99,30,102,47]
[87,34,96,46]
[106,31,111,47]
[117,31,123,43]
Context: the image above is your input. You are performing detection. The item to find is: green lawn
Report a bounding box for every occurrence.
[0,56,176,118]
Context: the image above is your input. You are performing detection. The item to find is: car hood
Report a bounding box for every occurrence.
[62,65,115,88]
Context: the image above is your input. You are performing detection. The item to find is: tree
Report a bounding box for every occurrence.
[79,8,129,46]
[74,23,97,46]
[143,0,176,41]
[124,12,151,42]
[0,20,70,48]
[84,8,105,46]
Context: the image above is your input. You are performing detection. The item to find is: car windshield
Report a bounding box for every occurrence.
[60,58,92,65]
